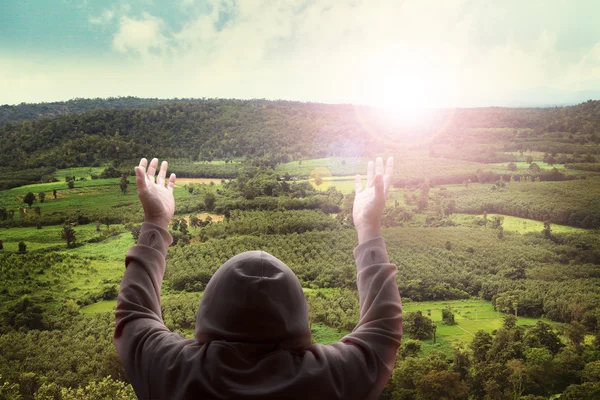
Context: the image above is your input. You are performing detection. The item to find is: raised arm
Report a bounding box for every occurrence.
[114,158,179,399]
[305,156,402,400]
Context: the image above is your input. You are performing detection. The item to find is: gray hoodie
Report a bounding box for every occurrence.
[115,223,402,400]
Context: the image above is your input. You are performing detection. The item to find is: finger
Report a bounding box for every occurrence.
[384,156,394,197]
[375,157,384,176]
[167,173,176,191]
[374,174,384,202]
[139,158,148,171]
[157,161,168,186]
[354,174,363,193]
[134,167,146,190]
[147,158,159,182]
[366,161,374,188]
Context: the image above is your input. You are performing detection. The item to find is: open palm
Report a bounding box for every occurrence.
[135,158,176,229]
[353,157,394,240]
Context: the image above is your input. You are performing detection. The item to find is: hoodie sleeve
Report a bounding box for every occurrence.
[315,236,402,400]
[114,222,181,399]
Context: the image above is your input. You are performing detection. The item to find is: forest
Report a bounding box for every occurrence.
[1,98,600,399]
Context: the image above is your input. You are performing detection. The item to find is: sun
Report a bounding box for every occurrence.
[360,59,453,126]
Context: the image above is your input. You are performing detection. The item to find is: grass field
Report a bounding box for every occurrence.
[0,223,107,252]
[0,167,222,221]
[452,213,588,234]
[53,166,106,180]
[402,299,559,355]
[489,161,565,171]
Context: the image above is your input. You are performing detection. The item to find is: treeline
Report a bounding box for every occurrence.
[0,166,57,190]
[0,96,202,125]
[3,98,600,175]
[199,210,341,238]
[450,177,600,228]
[432,100,600,163]
[383,315,600,399]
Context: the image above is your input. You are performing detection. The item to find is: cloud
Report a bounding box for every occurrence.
[89,9,115,25]
[2,0,600,105]
[112,13,168,57]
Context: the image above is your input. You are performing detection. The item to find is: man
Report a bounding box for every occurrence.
[115,156,402,399]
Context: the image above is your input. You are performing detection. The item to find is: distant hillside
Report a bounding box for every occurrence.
[0,97,206,126]
[1,98,599,173]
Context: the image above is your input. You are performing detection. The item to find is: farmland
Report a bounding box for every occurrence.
[1,98,600,399]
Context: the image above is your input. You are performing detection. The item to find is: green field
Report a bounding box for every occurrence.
[0,223,106,252]
[489,161,565,171]
[53,166,106,180]
[402,299,557,355]
[452,213,588,234]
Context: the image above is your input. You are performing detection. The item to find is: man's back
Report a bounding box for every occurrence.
[114,156,402,399]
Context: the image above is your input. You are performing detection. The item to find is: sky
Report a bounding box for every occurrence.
[1,0,600,107]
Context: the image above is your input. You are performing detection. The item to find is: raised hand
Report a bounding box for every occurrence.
[135,158,176,229]
[353,156,394,244]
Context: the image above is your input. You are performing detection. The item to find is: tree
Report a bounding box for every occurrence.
[503,314,517,330]
[179,219,189,235]
[18,241,27,253]
[507,359,525,400]
[507,162,517,171]
[400,339,422,358]
[567,321,586,351]
[61,224,77,248]
[524,321,563,355]
[543,221,552,239]
[100,165,121,179]
[53,189,57,199]
[526,155,533,164]
[130,225,141,241]
[403,311,434,339]
[204,193,216,212]
[120,174,129,195]
[415,370,469,400]
[23,192,36,208]
[562,382,600,399]
[0,240,3,250]
[529,163,541,172]
[67,180,74,189]
[38,192,46,203]
[442,308,456,325]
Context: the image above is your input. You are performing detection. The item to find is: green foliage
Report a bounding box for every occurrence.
[119,175,129,195]
[403,311,434,339]
[58,376,136,400]
[23,192,36,208]
[452,177,600,228]
[441,308,455,325]
[204,193,216,212]
[61,224,77,248]
[2,98,600,399]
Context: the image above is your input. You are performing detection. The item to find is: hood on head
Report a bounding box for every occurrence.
[195,251,311,350]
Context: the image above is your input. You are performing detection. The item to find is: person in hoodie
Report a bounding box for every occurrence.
[114,156,402,400]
